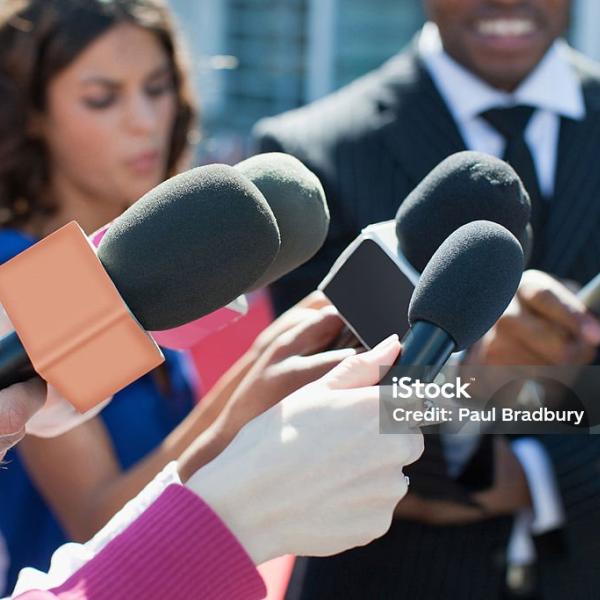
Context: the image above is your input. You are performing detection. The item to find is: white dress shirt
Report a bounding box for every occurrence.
[418,22,581,563]
[419,21,586,198]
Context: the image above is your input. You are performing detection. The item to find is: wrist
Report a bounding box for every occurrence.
[182,425,280,565]
[176,422,229,484]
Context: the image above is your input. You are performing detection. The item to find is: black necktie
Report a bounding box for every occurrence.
[480,105,548,266]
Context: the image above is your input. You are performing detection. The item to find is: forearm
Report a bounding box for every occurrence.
[22,350,257,542]
[99,349,258,505]
[82,353,258,538]
[83,414,231,538]
[160,345,257,456]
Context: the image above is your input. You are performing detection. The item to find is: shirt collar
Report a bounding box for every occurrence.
[418,22,586,122]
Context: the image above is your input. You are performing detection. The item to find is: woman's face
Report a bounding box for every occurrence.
[36,22,178,210]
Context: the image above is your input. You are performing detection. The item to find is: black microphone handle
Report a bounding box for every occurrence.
[381,321,456,384]
[0,331,36,390]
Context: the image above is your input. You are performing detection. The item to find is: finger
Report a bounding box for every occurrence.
[322,334,401,390]
[328,326,363,350]
[296,290,331,310]
[266,349,359,400]
[518,271,600,345]
[271,306,345,358]
[253,307,319,351]
[474,330,544,366]
[0,378,46,457]
[487,336,550,365]
[496,302,579,365]
[292,347,359,380]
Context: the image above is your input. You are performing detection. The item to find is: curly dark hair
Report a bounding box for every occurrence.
[0,0,197,228]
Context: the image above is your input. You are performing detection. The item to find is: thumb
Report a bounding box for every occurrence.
[0,378,46,458]
[321,334,401,390]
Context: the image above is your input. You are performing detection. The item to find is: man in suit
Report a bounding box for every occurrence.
[254,0,600,598]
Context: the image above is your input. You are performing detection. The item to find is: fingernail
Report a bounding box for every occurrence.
[319,305,339,317]
[379,334,399,347]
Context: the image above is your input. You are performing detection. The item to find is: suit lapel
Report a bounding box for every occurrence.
[538,59,600,277]
[372,48,467,188]
[370,47,600,280]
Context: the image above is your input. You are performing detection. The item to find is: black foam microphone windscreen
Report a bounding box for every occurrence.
[235,152,330,290]
[97,164,281,331]
[409,220,524,351]
[396,151,531,272]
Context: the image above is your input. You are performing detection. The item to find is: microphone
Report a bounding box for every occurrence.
[151,152,331,349]
[395,151,532,271]
[97,164,281,331]
[0,165,281,407]
[235,152,329,290]
[320,151,531,348]
[384,220,524,383]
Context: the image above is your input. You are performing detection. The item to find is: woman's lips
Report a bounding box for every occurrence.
[125,150,161,175]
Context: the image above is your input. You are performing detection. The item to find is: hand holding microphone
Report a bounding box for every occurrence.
[200,305,357,464]
[1,336,422,580]
[181,336,423,564]
[375,219,523,511]
[468,269,600,366]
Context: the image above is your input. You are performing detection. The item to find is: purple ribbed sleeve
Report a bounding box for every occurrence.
[16,485,266,600]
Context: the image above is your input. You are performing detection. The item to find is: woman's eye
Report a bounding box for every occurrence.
[82,94,116,109]
[145,79,174,98]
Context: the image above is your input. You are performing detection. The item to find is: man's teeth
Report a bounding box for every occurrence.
[477,19,536,37]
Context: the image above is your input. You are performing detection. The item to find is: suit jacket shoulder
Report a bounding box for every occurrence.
[568,47,600,95]
[253,46,466,310]
[253,47,422,175]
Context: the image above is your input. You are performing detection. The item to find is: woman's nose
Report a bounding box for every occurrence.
[125,93,157,136]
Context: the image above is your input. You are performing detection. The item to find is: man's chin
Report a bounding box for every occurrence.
[470,59,542,91]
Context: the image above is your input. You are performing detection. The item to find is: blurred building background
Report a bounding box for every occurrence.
[167,0,600,165]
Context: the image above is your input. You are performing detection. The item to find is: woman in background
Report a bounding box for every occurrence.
[0,3,349,595]
[0,1,198,592]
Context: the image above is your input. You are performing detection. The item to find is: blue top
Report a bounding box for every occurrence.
[0,228,196,595]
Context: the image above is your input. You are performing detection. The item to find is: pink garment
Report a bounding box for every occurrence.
[15,485,266,600]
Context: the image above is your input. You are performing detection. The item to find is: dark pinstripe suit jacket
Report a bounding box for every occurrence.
[255,44,600,600]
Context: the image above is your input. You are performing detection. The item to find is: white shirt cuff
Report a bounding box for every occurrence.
[511,437,565,534]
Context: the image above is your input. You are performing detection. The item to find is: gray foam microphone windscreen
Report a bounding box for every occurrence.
[396,151,531,272]
[409,220,524,351]
[235,153,330,290]
[97,164,280,331]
